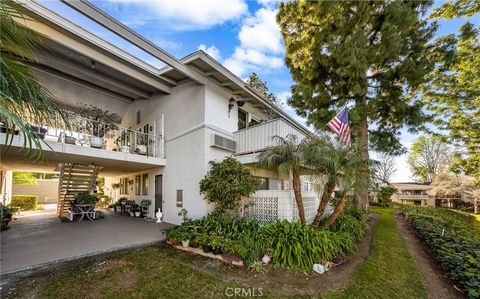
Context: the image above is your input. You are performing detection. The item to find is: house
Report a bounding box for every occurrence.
[0,1,318,225]
[390,183,434,206]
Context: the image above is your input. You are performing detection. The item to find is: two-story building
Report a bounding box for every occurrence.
[0,1,318,225]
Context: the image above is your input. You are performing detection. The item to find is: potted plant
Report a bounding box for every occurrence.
[0,203,13,231]
[115,129,132,153]
[135,133,153,155]
[133,204,141,217]
[210,235,223,255]
[73,192,97,205]
[199,235,213,253]
[79,105,121,149]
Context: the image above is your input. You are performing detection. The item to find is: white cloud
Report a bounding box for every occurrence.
[238,8,283,54]
[108,0,248,30]
[223,7,285,77]
[198,44,222,61]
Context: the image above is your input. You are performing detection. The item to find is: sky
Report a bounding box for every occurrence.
[41,0,479,182]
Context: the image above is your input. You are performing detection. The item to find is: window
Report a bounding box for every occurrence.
[249,116,260,127]
[257,177,268,190]
[142,173,149,195]
[135,175,141,195]
[176,190,183,207]
[238,109,247,130]
[120,177,128,195]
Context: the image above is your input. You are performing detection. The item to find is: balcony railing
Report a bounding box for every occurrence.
[25,115,165,158]
[397,194,429,199]
[233,118,307,154]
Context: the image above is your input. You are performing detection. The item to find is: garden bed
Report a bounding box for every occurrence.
[402,206,480,298]
[172,244,244,266]
[165,207,369,273]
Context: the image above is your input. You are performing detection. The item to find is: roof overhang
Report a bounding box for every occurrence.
[160,51,311,136]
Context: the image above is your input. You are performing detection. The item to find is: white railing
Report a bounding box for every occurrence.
[234,118,307,154]
[27,115,165,158]
[243,190,320,224]
[397,194,429,199]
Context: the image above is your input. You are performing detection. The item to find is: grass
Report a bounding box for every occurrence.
[4,208,426,299]
[324,208,427,299]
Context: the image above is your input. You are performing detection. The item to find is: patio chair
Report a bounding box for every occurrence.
[140,200,151,218]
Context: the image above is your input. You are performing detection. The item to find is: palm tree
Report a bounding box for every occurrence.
[304,136,368,227]
[1,0,68,156]
[256,134,309,224]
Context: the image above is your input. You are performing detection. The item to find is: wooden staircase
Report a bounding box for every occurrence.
[57,163,101,219]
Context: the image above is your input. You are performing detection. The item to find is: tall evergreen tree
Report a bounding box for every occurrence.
[424,2,480,184]
[276,1,436,206]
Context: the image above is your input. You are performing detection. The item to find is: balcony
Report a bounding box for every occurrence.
[397,194,429,200]
[234,118,307,155]
[0,115,166,174]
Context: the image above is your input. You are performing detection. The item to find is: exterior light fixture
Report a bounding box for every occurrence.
[228,97,235,117]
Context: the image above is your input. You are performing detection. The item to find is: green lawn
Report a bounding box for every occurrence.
[5,208,426,299]
[324,208,427,299]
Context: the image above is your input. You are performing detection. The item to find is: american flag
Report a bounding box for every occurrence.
[327,107,351,146]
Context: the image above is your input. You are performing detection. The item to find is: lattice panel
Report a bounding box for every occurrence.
[244,196,279,223]
[293,196,317,224]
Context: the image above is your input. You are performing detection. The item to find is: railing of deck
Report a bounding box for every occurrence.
[233,118,306,154]
[25,115,165,158]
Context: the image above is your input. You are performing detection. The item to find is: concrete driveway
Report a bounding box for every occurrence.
[0,209,170,274]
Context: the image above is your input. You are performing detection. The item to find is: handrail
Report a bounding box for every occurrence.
[27,114,165,158]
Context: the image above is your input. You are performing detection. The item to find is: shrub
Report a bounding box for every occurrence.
[11,195,38,210]
[73,192,97,205]
[166,209,369,272]
[403,206,480,298]
[375,186,396,207]
[199,157,259,213]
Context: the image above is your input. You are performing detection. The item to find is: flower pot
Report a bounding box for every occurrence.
[129,211,134,217]
[134,211,141,217]
[121,145,131,153]
[190,240,199,248]
[90,136,104,148]
[136,145,147,155]
[182,240,190,248]
[213,247,223,255]
[202,244,213,253]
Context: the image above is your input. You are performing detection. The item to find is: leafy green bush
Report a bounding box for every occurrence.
[374,186,396,207]
[166,209,369,272]
[199,157,259,213]
[73,192,97,205]
[11,195,38,210]
[402,206,480,298]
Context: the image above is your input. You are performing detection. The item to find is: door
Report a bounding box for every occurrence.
[155,175,163,212]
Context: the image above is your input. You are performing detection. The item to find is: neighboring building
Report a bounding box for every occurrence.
[390,183,435,206]
[0,2,317,224]
[12,178,59,205]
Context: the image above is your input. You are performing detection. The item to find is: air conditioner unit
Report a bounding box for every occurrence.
[211,134,236,152]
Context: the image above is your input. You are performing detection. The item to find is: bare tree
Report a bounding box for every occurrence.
[407,135,452,182]
[373,153,397,184]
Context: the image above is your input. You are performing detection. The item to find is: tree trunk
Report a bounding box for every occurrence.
[357,98,370,210]
[312,179,336,226]
[322,196,347,229]
[292,174,306,224]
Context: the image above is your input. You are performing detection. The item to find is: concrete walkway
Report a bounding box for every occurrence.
[0,209,170,274]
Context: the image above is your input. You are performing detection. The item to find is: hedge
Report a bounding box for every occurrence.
[402,206,480,298]
[11,195,38,211]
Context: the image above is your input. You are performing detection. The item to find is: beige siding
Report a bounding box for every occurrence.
[12,180,59,204]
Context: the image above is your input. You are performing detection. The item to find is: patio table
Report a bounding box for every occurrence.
[74,204,96,222]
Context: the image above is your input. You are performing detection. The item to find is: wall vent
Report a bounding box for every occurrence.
[211,134,236,152]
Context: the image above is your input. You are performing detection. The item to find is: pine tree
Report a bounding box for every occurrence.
[277,1,436,206]
[424,3,480,184]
